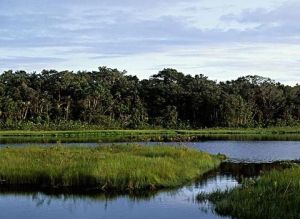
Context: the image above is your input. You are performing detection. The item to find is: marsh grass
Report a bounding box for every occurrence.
[0,145,223,192]
[1,127,300,137]
[1,128,300,144]
[199,165,300,219]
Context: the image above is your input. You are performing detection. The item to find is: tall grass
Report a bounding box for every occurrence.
[0,145,223,191]
[199,165,300,219]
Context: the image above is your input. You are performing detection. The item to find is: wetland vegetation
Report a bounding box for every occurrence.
[0,144,223,192]
[199,164,300,219]
[1,127,300,144]
[0,67,300,218]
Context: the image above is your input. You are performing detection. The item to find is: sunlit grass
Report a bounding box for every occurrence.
[0,145,223,191]
[199,165,300,219]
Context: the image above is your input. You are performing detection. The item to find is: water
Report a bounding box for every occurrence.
[3,140,300,162]
[0,140,299,219]
[182,141,300,162]
[0,163,244,219]
[0,180,234,219]
[0,162,287,219]
[1,133,300,144]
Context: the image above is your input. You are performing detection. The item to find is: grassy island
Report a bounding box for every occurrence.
[0,145,223,192]
[199,165,300,219]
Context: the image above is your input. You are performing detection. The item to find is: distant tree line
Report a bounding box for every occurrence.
[0,67,299,130]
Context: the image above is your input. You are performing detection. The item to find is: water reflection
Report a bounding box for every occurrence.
[0,162,289,219]
[0,139,298,218]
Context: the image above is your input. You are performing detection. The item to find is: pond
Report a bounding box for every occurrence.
[0,140,299,219]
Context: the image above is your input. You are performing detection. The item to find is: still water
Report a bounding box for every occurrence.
[182,141,300,162]
[0,174,235,219]
[3,140,300,162]
[0,140,299,219]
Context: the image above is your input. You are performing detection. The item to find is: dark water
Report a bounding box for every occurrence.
[0,178,234,219]
[0,140,299,219]
[0,163,290,219]
[1,162,285,219]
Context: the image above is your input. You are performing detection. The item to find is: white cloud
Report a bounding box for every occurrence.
[0,0,299,84]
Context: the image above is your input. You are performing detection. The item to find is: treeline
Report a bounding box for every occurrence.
[0,67,299,130]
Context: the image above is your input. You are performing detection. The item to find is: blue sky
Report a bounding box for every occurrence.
[1,0,299,84]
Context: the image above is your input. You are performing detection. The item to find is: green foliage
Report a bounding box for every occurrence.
[0,145,223,191]
[201,165,300,219]
[0,68,299,129]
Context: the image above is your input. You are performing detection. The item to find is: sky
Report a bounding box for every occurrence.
[1,0,300,84]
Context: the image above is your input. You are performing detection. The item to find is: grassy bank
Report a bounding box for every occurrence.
[1,127,300,137]
[0,145,223,192]
[1,127,300,143]
[199,165,300,219]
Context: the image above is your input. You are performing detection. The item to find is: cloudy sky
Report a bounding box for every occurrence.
[1,0,299,84]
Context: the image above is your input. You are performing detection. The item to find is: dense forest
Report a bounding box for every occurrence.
[0,67,299,130]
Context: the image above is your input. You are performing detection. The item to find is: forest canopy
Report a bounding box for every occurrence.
[0,67,299,130]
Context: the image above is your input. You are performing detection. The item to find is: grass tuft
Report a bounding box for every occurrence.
[199,165,300,219]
